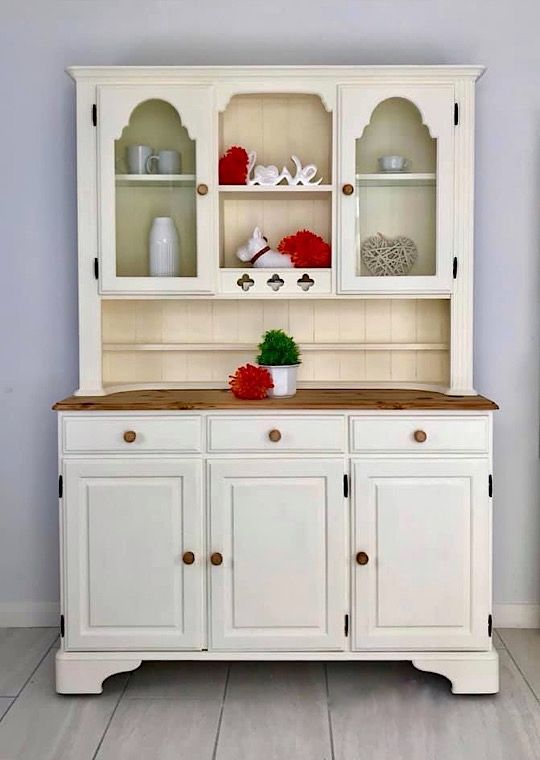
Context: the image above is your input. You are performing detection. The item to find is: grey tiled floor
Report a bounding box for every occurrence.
[0,629,539,759]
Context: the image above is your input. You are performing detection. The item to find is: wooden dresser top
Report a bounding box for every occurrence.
[53,389,498,412]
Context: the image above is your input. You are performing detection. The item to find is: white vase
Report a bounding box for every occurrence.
[149,217,180,277]
[259,364,299,398]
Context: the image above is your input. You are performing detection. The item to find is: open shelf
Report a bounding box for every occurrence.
[116,174,195,187]
[356,173,435,187]
[103,341,449,353]
[219,185,333,194]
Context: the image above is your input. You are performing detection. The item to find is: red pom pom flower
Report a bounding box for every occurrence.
[219,146,249,185]
[278,229,331,268]
[229,364,274,400]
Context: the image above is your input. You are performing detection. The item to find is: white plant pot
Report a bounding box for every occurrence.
[149,216,180,277]
[259,364,299,398]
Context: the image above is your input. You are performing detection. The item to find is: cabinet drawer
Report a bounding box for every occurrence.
[207,415,345,453]
[63,416,201,453]
[350,415,489,453]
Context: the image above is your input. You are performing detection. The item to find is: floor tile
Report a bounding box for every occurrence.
[0,699,13,721]
[493,630,505,650]
[327,652,540,760]
[215,662,332,760]
[0,628,57,696]
[125,660,228,699]
[499,628,540,700]
[0,649,127,760]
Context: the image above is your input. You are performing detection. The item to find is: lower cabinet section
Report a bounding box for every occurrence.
[352,458,490,650]
[208,459,346,650]
[63,458,203,650]
[58,410,496,694]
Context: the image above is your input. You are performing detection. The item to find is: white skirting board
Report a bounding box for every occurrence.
[1,602,539,629]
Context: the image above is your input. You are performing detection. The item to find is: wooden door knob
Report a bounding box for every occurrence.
[268,429,282,443]
[182,551,195,565]
[210,552,223,566]
[342,183,354,196]
[413,430,427,443]
[123,430,137,443]
[356,551,369,566]
[197,183,209,196]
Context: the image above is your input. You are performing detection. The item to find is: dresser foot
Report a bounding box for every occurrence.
[412,651,499,694]
[55,651,142,694]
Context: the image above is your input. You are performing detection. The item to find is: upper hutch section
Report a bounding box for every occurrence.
[69,66,483,396]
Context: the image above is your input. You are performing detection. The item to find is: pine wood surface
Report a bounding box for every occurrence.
[53,388,498,411]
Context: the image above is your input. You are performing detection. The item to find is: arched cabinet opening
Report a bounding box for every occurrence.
[339,86,454,293]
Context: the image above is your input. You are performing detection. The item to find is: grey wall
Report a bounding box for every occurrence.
[1,0,539,622]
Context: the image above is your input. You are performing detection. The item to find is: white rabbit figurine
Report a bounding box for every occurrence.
[236,227,293,268]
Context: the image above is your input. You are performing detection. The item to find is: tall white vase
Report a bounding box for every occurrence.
[149,217,180,277]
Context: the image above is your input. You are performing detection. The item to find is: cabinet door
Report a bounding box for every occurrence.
[352,458,490,650]
[208,459,346,650]
[339,84,454,293]
[64,459,202,650]
[97,84,215,294]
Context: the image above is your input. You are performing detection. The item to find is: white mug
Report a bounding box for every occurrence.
[126,145,153,174]
[146,149,181,175]
[378,155,410,172]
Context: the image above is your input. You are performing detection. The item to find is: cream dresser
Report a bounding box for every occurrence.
[54,66,498,694]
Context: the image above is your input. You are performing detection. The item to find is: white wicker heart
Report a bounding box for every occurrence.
[361,233,418,276]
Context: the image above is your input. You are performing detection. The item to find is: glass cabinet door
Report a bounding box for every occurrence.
[338,85,454,293]
[97,85,215,294]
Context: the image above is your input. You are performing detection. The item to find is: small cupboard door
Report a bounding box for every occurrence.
[208,459,346,650]
[64,459,202,650]
[97,84,215,294]
[339,84,455,293]
[352,458,490,650]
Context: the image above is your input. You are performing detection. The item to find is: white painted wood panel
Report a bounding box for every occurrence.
[64,459,203,650]
[63,415,201,453]
[352,458,491,650]
[350,415,489,453]
[208,458,346,650]
[207,415,344,452]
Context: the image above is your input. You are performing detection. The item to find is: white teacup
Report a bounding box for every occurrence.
[146,149,181,175]
[378,155,410,172]
[126,145,153,174]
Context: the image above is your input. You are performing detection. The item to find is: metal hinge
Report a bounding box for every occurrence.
[58,475,63,498]
[488,614,493,637]
[344,614,349,637]
[94,257,99,280]
[488,474,493,498]
[454,102,459,125]
[92,104,97,126]
[453,257,458,279]
[343,473,349,498]
[60,614,65,638]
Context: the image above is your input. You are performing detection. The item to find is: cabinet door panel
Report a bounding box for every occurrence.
[209,459,346,650]
[97,84,215,294]
[339,84,454,293]
[64,459,202,650]
[353,458,490,650]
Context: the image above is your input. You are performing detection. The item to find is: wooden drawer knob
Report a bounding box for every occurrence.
[210,552,223,566]
[123,430,137,443]
[197,183,209,196]
[268,429,282,443]
[356,551,369,566]
[413,430,427,443]
[182,551,195,565]
[342,183,354,196]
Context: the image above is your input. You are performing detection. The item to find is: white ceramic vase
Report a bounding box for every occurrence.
[149,217,180,277]
[259,364,299,398]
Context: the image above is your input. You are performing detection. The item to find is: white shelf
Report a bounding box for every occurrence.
[219,184,333,193]
[356,173,436,187]
[103,342,449,353]
[116,174,196,187]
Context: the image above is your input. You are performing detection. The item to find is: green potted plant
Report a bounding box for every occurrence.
[256,329,301,397]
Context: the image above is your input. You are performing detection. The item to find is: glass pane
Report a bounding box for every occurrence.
[355,97,436,278]
[114,99,197,278]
